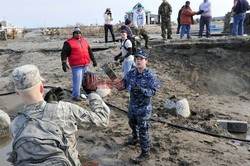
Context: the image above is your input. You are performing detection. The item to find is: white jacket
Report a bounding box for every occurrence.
[133,10,146,29]
[199,1,212,17]
[104,13,113,25]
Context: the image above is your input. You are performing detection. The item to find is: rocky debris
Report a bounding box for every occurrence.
[0,30,7,40]
[0,110,10,135]
[217,120,248,133]
[96,87,111,98]
[164,98,190,118]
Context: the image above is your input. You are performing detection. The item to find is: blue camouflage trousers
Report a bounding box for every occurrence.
[128,112,150,153]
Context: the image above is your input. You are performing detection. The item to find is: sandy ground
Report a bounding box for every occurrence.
[0,25,250,166]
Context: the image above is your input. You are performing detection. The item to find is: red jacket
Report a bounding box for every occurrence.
[67,37,91,67]
[180,8,197,25]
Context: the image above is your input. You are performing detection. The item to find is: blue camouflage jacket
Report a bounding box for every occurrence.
[123,68,159,116]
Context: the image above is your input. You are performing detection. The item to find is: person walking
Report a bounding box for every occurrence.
[133,3,149,49]
[158,0,173,39]
[232,0,250,36]
[104,8,116,44]
[180,1,201,39]
[118,50,159,163]
[198,0,212,38]
[61,27,97,101]
[8,64,110,166]
[114,30,135,76]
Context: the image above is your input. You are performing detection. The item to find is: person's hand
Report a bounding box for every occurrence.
[44,87,65,103]
[93,61,97,67]
[114,55,120,61]
[62,62,69,72]
[119,57,125,63]
[82,72,97,94]
[133,83,142,94]
[197,10,204,15]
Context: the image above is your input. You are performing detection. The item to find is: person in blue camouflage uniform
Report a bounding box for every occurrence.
[122,50,159,163]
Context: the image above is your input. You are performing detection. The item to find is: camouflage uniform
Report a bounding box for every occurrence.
[123,67,158,153]
[158,2,172,39]
[10,65,110,166]
[134,28,149,49]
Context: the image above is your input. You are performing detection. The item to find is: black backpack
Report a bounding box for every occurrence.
[122,39,136,55]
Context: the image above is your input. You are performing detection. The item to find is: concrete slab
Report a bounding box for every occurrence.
[217,120,248,133]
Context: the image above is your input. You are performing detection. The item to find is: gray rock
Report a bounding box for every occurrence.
[0,110,10,135]
[164,98,190,118]
[96,86,111,98]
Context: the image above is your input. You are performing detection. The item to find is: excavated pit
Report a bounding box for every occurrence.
[149,37,250,97]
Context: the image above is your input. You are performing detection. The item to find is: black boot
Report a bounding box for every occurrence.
[124,137,138,145]
[133,151,150,163]
[145,41,149,49]
[167,35,173,39]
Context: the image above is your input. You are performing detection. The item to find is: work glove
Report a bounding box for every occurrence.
[93,61,97,67]
[114,55,120,61]
[62,62,69,72]
[44,87,65,103]
[119,57,125,63]
[133,83,142,94]
[82,72,97,94]
[197,10,204,15]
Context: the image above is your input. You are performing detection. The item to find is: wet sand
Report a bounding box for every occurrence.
[0,28,250,165]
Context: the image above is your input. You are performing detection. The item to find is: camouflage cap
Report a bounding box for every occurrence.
[12,65,44,90]
[135,50,149,59]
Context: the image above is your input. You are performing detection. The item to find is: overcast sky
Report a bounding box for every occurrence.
[0,0,234,28]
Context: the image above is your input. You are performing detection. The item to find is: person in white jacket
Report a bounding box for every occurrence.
[198,0,212,38]
[104,8,116,44]
[133,3,149,49]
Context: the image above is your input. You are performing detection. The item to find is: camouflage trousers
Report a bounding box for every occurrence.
[128,112,150,153]
[134,28,149,49]
[161,19,172,38]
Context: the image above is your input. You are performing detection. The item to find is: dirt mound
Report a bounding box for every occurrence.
[149,38,250,96]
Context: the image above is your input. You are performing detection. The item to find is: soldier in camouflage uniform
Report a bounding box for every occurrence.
[10,65,110,166]
[121,50,159,163]
[158,0,173,39]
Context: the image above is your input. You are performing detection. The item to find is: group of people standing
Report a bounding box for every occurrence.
[232,0,249,36]
[159,0,212,39]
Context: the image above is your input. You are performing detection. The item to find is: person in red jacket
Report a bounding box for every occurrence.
[180,1,202,39]
[61,27,97,101]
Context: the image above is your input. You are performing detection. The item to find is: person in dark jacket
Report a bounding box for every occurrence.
[177,5,185,34]
[61,27,97,101]
[232,0,250,36]
[121,19,136,55]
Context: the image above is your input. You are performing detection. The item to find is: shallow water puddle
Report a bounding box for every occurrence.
[0,134,12,166]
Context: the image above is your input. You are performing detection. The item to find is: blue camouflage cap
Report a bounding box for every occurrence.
[137,3,142,8]
[135,50,149,59]
[12,65,44,90]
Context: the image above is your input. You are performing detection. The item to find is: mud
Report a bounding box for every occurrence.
[0,31,250,165]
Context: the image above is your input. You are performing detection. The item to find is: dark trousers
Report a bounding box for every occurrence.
[177,19,181,34]
[104,24,115,43]
[199,16,211,37]
[128,112,150,153]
